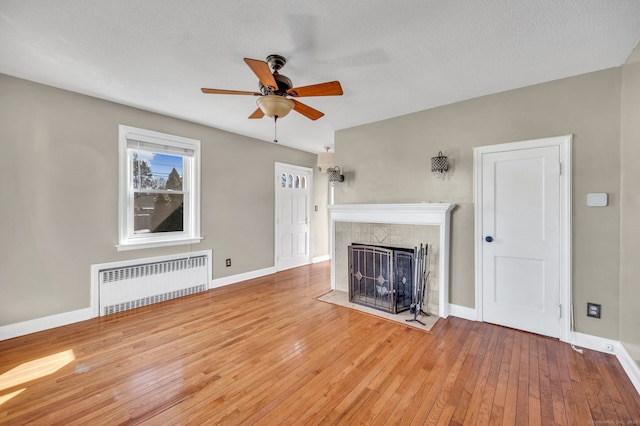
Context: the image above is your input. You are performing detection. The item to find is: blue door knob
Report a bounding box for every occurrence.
[485,236,493,242]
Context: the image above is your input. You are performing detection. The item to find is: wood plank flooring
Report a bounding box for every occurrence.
[1,261,639,425]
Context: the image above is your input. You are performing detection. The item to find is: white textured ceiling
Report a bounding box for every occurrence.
[1,1,639,153]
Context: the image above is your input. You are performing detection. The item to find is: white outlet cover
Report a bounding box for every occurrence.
[587,193,608,207]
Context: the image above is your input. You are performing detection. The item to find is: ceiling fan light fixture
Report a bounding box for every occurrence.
[256,95,294,118]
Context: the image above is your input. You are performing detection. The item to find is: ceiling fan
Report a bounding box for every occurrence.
[201,54,343,123]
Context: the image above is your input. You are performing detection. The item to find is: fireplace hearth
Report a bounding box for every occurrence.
[348,244,425,314]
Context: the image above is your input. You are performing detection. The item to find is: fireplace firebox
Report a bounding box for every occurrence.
[348,244,417,314]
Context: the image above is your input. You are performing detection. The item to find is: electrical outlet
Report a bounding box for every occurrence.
[587,302,601,318]
[225,258,231,267]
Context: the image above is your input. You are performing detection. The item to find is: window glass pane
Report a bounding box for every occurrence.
[134,193,184,234]
[295,175,300,189]
[281,173,286,188]
[288,174,293,188]
[133,151,183,191]
[301,176,306,189]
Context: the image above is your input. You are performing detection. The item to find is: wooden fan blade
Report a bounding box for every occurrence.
[249,108,265,119]
[292,99,324,120]
[243,58,278,89]
[287,81,343,97]
[201,88,261,95]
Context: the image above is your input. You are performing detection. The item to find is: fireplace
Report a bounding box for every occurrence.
[328,203,454,318]
[348,244,417,314]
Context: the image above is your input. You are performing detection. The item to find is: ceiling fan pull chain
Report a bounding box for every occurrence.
[273,116,278,143]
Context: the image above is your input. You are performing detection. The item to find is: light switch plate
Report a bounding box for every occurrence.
[587,193,608,207]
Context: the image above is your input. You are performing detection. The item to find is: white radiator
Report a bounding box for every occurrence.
[92,251,211,316]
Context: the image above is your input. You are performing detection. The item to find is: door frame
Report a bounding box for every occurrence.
[274,162,313,271]
[473,134,572,342]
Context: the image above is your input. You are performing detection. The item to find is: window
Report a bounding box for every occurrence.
[118,125,201,250]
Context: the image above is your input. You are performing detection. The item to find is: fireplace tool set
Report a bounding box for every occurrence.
[407,244,429,326]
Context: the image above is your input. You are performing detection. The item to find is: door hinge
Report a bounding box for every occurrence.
[558,304,562,318]
[558,163,562,176]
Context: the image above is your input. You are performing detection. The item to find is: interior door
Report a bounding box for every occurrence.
[480,144,561,338]
[275,163,312,271]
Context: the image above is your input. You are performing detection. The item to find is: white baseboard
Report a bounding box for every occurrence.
[448,303,477,321]
[0,307,93,341]
[312,255,331,263]
[571,331,640,395]
[617,342,640,396]
[210,266,277,289]
[570,331,618,354]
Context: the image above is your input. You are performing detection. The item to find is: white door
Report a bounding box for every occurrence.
[275,163,312,271]
[478,141,564,338]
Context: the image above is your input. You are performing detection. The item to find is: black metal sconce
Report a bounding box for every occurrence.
[328,166,344,186]
[431,151,449,176]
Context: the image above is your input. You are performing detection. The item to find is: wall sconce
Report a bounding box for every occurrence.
[317,147,335,173]
[328,166,345,186]
[431,151,449,176]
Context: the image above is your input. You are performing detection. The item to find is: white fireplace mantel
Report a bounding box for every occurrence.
[328,203,455,318]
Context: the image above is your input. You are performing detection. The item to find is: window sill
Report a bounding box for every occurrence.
[116,237,203,252]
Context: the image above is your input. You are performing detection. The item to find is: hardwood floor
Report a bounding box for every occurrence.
[1,261,638,425]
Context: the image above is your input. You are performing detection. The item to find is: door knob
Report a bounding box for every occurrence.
[485,236,493,242]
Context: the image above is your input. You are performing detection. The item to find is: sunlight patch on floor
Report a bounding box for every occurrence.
[0,349,76,393]
[0,388,25,405]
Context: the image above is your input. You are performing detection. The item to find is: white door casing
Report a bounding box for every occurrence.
[474,135,572,341]
[275,163,312,271]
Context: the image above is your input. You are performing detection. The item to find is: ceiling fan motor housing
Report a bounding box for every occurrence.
[259,73,293,96]
[257,54,291,96]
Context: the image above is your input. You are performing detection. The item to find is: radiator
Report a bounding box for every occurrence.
[94,251,211,316]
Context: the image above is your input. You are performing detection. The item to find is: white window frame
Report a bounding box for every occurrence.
[117,125,201,251]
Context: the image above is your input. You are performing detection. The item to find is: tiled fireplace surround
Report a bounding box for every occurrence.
[328,203,455,318]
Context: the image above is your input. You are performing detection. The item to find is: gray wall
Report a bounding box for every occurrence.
[335,67,623,340]
[620,44,640,367]
[0,74,322,326]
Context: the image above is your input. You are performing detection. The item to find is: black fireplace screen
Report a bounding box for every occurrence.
[348,244,415,314]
